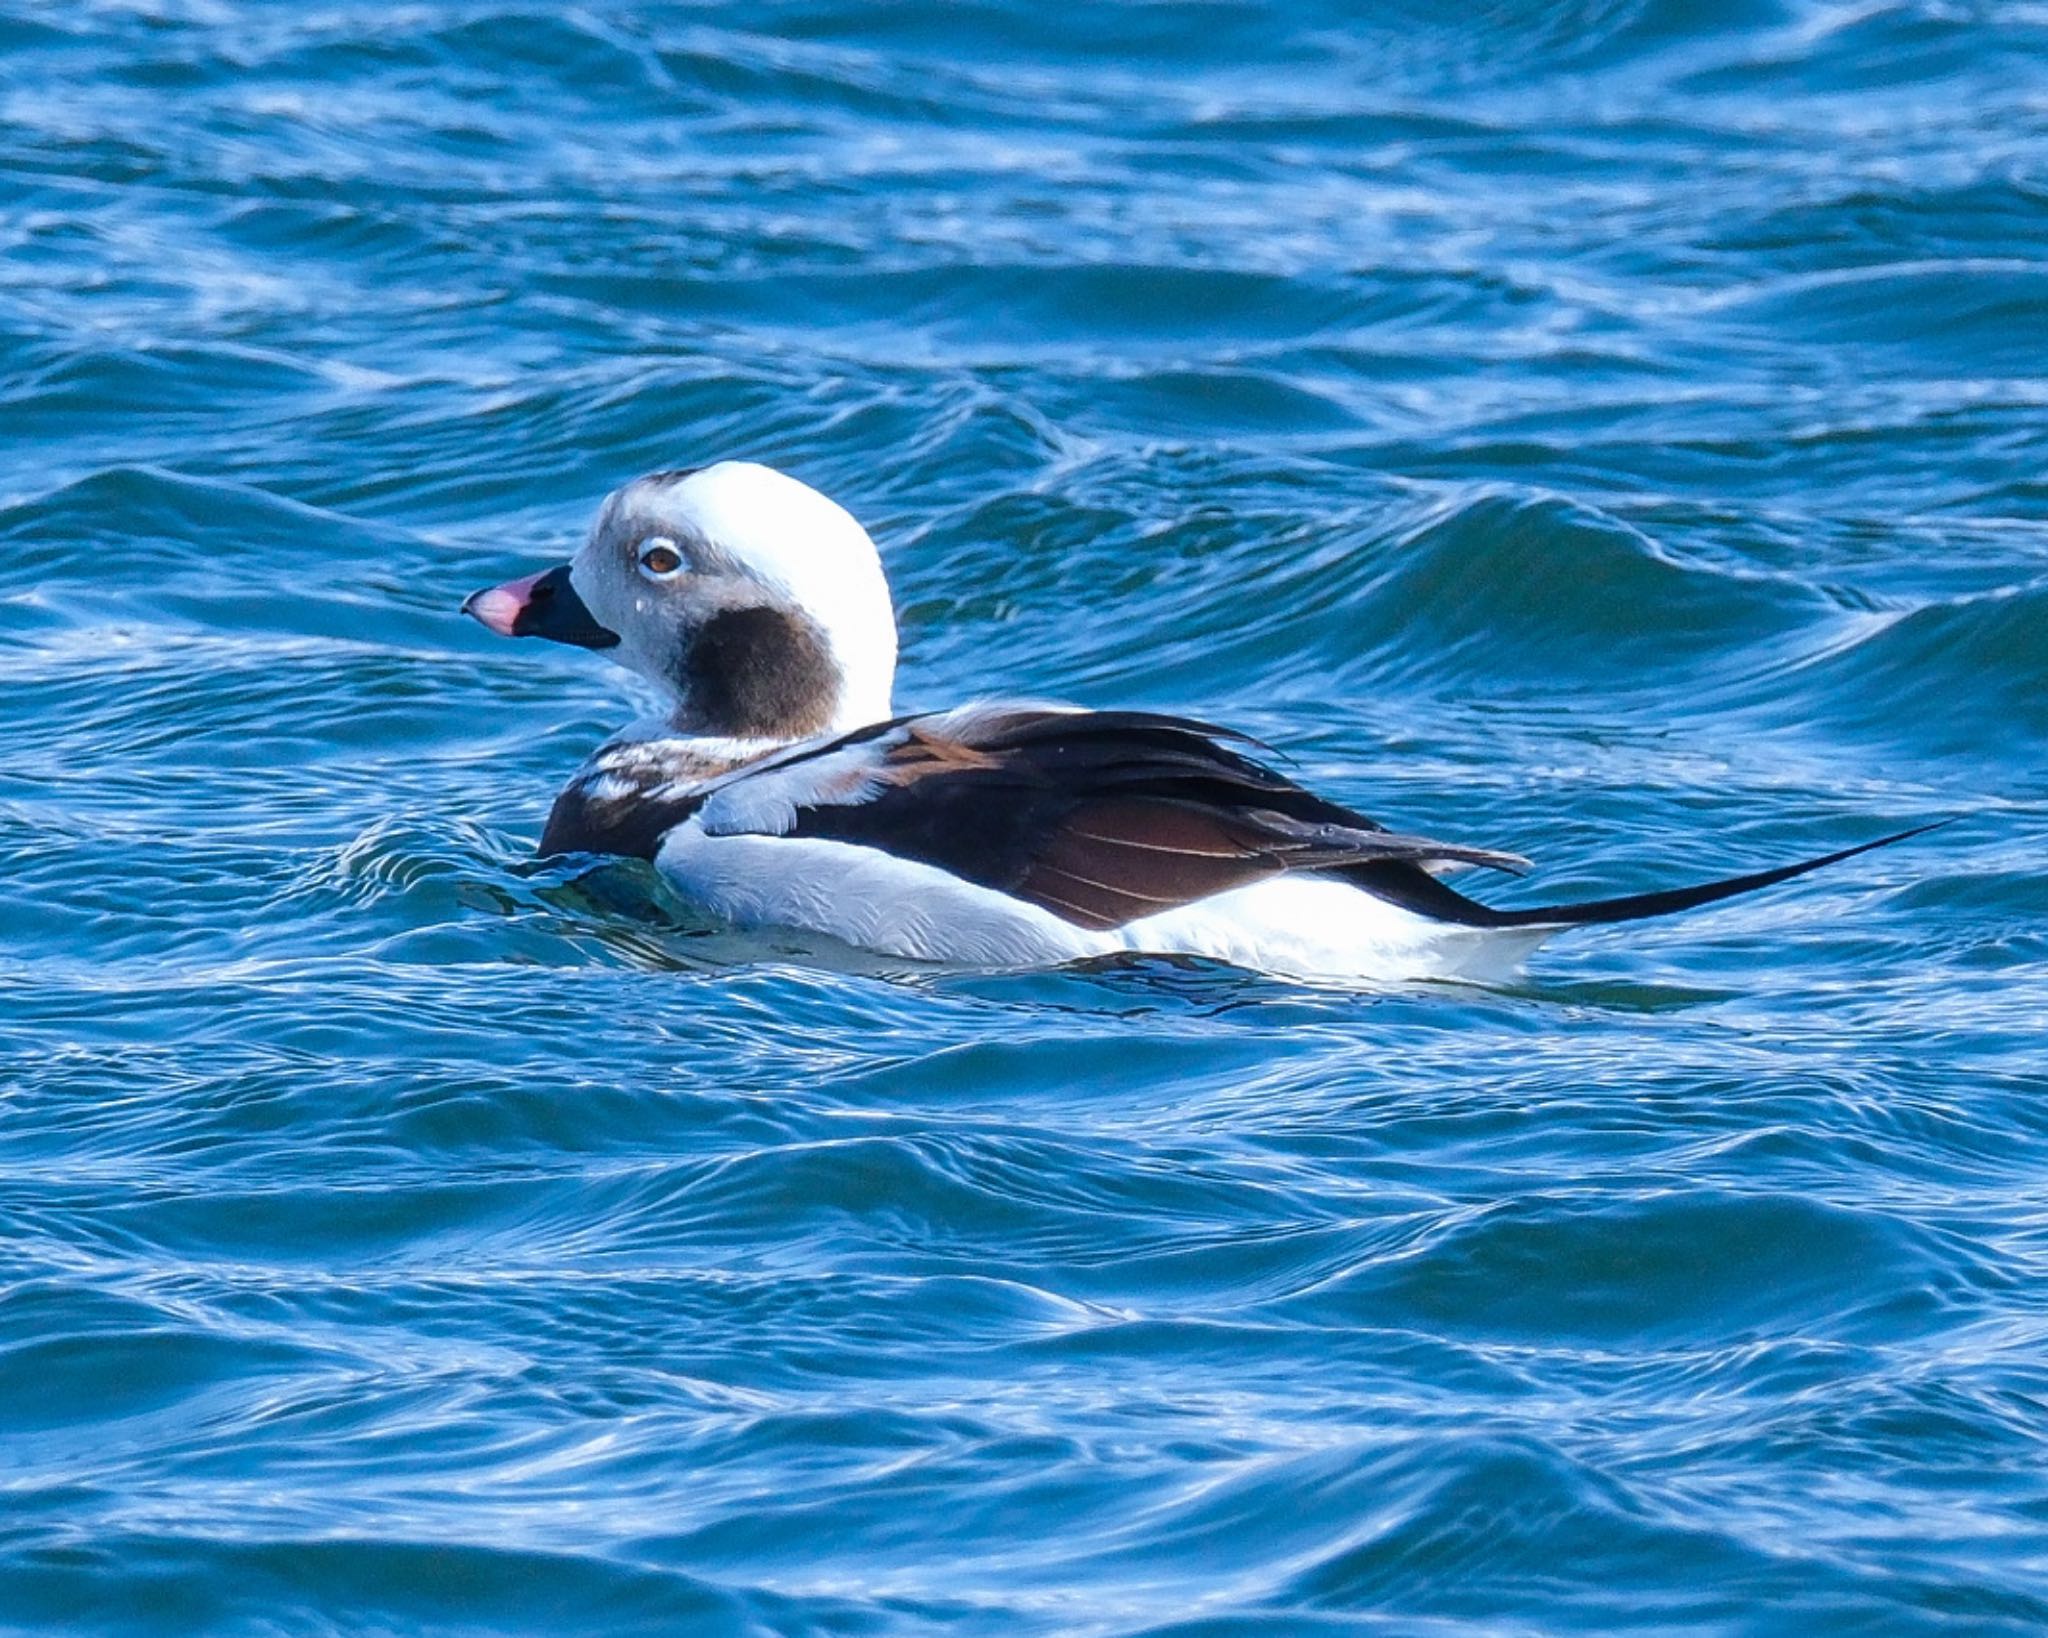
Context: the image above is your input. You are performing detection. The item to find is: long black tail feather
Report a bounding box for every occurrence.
[1345,820,1951,930]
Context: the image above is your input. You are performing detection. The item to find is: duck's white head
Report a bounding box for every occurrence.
[463,461,896,740]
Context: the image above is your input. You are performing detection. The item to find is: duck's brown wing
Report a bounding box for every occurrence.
[694,704,1526,931]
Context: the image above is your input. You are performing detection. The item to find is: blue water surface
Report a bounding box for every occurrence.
[4,2,2048,1632]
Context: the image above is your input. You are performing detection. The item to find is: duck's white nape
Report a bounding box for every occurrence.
[573,460,898,737]
[657,462,896,728]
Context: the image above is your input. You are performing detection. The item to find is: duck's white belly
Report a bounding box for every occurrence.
[655,824,1556,983]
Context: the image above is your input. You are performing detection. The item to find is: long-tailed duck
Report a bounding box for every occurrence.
[462,461,1934,983]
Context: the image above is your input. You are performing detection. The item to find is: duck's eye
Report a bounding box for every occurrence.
[638,538,684,578]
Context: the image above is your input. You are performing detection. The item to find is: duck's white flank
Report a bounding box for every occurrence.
[656,821,1557,983]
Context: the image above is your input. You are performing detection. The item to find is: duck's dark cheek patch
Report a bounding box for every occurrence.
[682,605,841,738]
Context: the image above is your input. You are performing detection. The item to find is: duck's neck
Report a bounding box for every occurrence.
[612,715,793,782]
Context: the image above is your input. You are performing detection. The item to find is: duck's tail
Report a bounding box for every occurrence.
[1347,820,1950,930]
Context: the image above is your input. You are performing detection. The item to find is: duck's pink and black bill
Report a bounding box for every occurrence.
[461,563,619,649]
